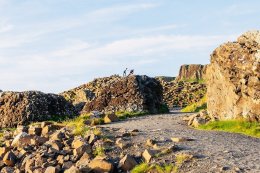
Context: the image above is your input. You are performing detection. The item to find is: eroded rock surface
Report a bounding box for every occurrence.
[176,64,207,81]
[0,91,77,127]
[62,75,165,114]
[207,31,260,121]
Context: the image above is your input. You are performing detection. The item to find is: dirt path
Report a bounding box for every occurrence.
[101,112,260,173]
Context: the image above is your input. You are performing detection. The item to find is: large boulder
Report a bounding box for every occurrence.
[207,31,260,121]
[176,64,207,81]
[63,75,165,114]
[0,91,77,127]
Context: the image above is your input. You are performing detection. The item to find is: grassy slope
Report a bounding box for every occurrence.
[198,120,260,138]
[181,96,207,112]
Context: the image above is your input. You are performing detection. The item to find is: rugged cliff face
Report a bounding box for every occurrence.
[176,64,207,81]
[62,75,165,114]
[0,91,77,127]
[207,31,260,121]
[156,79,206,108]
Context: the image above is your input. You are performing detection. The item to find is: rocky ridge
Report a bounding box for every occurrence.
[0,91,77,128]
[62,75,165,114]
[176,64,207,81]
[207,31,260,121]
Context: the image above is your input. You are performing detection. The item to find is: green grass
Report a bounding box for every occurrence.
[132,163,176,173]
[181,96,207,112]
[181,78,205,84]
[115,111,148,120]
[63,114,91,136]
[198,120,260,138]
[93,146,105,156]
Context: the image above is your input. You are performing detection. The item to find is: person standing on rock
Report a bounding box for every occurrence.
[128,69,134,76]
[123,68,128,77]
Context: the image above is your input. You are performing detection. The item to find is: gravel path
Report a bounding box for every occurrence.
[101,112,260,173]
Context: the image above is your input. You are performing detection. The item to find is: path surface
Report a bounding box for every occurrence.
[101,112,260,173]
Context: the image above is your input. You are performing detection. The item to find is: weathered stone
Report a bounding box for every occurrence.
[0,147,10,158]
[0,91,77,128]
[142,149,156,163]
[146,139,156,147]
[64,166,80,173]
[1,167,15,173]
[115,138,129,149]
[11,132,32,147]
[13,125,28,136]
[118,154,137,171]
[41,121,53,128]
[192,117,207,128]
[50,140,64,151]
[76,153,92,168]
[88,159,114,173]
[104,113,119,124]
[207,31,260,121]
[28,126,42,136]
[62,161,74,170]
[73,144,92,159]
[71,138,85,149]
[171,137,188,143]
[88,134,97,145]
[3,151,17,166]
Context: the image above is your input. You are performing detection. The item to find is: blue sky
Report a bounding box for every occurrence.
[0,0,259,93]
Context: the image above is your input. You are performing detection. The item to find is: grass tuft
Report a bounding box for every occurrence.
[198,120,260,138]
[181,96,207,112]
[115,111,148,120]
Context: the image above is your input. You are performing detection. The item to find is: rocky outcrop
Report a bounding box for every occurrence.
[155,76,175,82]
[81,75,164,114]
[176,64,207,81]
[207,31,260,121]
[0,91,77,127]
[156,79,206,108]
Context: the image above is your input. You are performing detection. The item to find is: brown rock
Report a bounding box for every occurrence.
[88,159,114,173]
[0,147,10,158]
[28,126,42,136]
[118,154,137,171]
[1,167,15,173]
[64,166,80,173]
[50,140,64,151]
[207,31,260,121]
[71,138,85,149]
[146,139,156,147]
[104,113,119,124]
[171,137,188,143]
[142,149,156,163]
[73,144,92,159]
[3,151,17,166]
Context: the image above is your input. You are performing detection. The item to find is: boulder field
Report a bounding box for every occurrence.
[0,91,77,128]
[207,31,260,121]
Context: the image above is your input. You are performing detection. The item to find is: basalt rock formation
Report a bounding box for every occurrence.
[62,75,165,114]
[156,79,206,108]
[207,31,260,121]
[176,64,207,81]
[0,91,77,128]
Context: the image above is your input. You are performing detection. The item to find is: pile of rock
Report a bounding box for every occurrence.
[0,122,115,172]
[183,110,212,128]
[176,64,207,81]
[62,75,165,114]
[157,79,206,108]
[0,91,77,128]
[206,31,260,121]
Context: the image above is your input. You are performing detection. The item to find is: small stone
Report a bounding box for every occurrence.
[171,137,188,143]
[142,149,156,163]
[3,151,17,166]
[88,159,114,173]
[28,126,42,136]
[118,154,137,171]
[88,134,97,145]
[64,166,80,173]
[62,161,74,170]
[44,166,59,173]
[51,140,64,151]
[1,167,15,173]
[104,113,119,124]
[11,132,33,148]
[0,147,10,158]
[146,139,156,147]
[73,144,92,159]
[192,117,206,128]
[72,138,85,149]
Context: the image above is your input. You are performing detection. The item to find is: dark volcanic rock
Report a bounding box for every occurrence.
[68,75,164,114]
[207,31,260,121]
[176,64,207,81]
[0,91,77,128]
